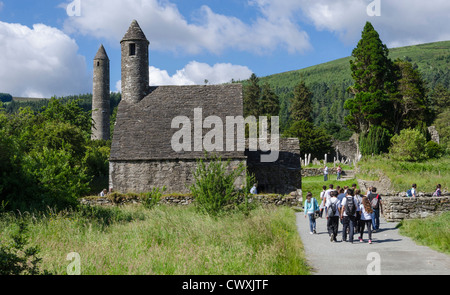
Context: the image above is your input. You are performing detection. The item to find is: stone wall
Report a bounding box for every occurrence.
[80,194,301,207]
[331,134,359,162]
[383,196,450,222]
[109,159,246,194]
[246,138,301,195]
[302,167,337,177]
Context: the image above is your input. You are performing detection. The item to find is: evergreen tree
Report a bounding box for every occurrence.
[260,82,280,116]
[345,22,395,134]
[290,80,313,123]
[390,59,431,133]
[243,73,261,118]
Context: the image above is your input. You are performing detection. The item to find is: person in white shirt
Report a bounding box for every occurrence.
[340,189,360,243]
[323,166,329,182]
[319,185,327,218]
[250,184,258,195]
[325,190,341,242]
[358,196,374,244]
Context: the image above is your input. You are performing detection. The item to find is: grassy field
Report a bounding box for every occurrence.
[0,205,310,275]
[398,212,450,255]
[301,174,358,203]
[356,155,450,193]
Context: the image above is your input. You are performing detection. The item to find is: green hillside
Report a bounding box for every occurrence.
[261,40,450,90]
[254,40,450,135]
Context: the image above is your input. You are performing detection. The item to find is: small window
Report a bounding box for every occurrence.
[129,43,136,56]
[97,61,100,67]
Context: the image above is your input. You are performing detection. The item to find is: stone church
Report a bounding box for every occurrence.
[91,20,301,195]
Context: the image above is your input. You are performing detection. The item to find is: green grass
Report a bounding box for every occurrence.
[0,205,310,275]
[397,212,450,255]
[302,174,358,203]
[356,155,450,193]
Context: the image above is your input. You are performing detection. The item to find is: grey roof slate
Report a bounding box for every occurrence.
[110,84,245,161]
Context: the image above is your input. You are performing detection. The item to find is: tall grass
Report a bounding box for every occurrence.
[397,212,450,255]
[0,205,310,275]
[357,155,450,193]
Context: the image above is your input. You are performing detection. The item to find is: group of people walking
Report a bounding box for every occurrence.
[304,184,383,244]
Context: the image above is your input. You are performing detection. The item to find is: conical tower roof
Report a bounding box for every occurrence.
[121,20,149,43]
[94,44,109,60]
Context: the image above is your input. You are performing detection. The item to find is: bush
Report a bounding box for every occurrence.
[389,128,427,161]
[189,156,246,216]
[141,187,166,210]
[425,141,445,159]
[22,147,90,209]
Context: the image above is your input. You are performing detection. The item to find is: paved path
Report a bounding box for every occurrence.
[296,213,450,275]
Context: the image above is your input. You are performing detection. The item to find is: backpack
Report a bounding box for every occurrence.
[370,194,379,208]
[344,196,356,216]
[406,189,413,197]
[328,200,338,217]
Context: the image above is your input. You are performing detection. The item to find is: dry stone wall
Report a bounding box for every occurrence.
[383,196,450,222]
[80,194,301,207]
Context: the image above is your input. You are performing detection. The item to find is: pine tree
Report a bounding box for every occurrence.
[243,73,261,118]
[345,22,395,134]
[260,82,280,117]
[290,80,313,123]
[390,59,431,133]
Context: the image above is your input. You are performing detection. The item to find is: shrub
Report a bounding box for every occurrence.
[141,187,166,210]
[425,141,445,159]
[389,128,427,161]
[189,156,246,216]
[22,147,90,209]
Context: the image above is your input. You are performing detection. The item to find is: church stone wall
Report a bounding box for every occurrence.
[109,159,246,194]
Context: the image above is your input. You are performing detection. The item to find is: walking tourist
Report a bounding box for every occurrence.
[326,190,340,242]
[304,192,319,234]
[319,185,327,218]
[368,187,383,232]
[340,189,360,243]
[358,196,374,244]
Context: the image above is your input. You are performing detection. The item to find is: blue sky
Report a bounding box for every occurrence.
[0,0,449,98]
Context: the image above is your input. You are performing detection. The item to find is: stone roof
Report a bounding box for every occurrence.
[121,20,149,43]
[110,84,245,161]
[94,44,109,60]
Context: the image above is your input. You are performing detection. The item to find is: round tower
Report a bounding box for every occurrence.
[92,44,110,141]
[121,20,149,104]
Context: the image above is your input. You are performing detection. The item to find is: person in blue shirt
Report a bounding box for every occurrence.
[304,192,319,234]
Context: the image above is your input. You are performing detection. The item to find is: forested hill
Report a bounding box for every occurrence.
[256,40,450,135]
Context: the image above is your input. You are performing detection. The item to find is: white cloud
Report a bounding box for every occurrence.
[0,21,90,98]
[115,61,252,91]
[298,0,450,47]
[62,0,311,55]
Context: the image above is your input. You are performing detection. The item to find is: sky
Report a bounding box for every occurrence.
[0,0,449,98]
